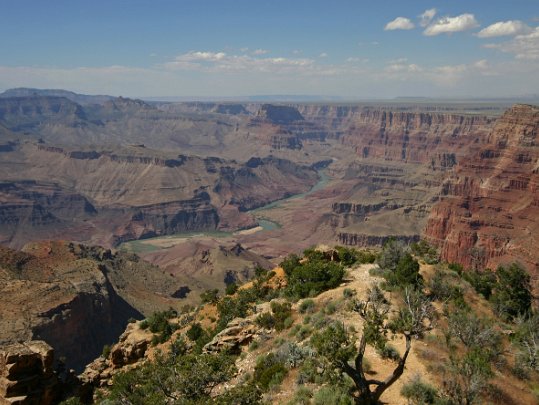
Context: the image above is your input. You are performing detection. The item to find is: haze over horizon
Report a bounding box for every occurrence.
[1,0,538,99]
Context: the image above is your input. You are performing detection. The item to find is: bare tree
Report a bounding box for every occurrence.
[313,285,436,404]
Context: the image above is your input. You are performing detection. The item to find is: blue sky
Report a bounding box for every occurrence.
[0,0,537,98]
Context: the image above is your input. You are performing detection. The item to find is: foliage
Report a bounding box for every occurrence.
[107,350,236,404]
[428,268,464,302]
[255,301,292,331]
[275,341,314,368]
[102,344,111,359]
[287,386,313,405]
[490,263,532,321]
[282,253,345,299]
[313,385,354,405]
[385,253,423,289]
[442,348,493,405]
[389,288,436,338]
[401,375,439,405]
[225,282,238,295]
[377,239,408,271]
[200,288,220,304]
[299,298,316,314]
[462,268,497,300]
[446,310,502,361]
[311,322,356,366]
[186,322,204,342]
[411,240,439,264]
[214,383,262,405]
[140,309,177,344]
[253,353,288,391]
[343,288,356,298]
[513,312,539,371]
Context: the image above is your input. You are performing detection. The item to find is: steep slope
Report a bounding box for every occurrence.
[0,143,318,248]
[424,104,539,286]
[0,241,190,370]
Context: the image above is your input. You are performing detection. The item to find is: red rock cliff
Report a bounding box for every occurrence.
[424,104,539,286]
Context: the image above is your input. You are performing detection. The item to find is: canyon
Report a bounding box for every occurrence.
[0,88,538,377]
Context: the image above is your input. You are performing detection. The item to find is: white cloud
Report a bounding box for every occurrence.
[423,13,479,36]
[319,52,328,58]
[252,49,269,55]
[477,20,533,38]
[162,50,352,76]
[384,17,415,31]
[484,27,539,60]
[419,8,437,27]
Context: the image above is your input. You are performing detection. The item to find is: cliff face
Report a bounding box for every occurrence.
[0,144,318,248]
[298,105,495,165]
[0,241,190,371]
[424,104,539,283]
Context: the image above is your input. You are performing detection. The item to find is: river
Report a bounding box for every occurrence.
[119,170,330,253]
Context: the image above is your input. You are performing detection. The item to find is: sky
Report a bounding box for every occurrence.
[0,0,538,99]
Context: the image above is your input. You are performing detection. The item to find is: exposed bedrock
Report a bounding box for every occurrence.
[424,104,539,286]
[0,241,188,371]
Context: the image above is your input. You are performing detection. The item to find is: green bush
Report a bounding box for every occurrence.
[253,353,288,391]
[490,263,532,321]
[287,386,312,405]
[299,298,316,314]
[102,344,111,359]
[462,268,497,300]
[285,259,345,299]
[186,323,204,342]
[401,376,439,404]
[385,253,423,289]
[377,239,408,271]
[225,282,238,295]
[343,288,356,298]
[313,385,354,405]
[200,289,220,304]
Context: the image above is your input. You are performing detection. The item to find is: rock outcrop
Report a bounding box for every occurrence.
[424,104,539,287]
[0,341,59,405]
[0,241,188,371]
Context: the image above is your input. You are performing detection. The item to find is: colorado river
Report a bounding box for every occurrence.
[119,170,330,253]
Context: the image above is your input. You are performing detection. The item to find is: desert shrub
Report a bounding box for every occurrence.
[299,298,316,314]
[296,325,313,341]
[512,312,539,372]
[107,351,235,404]
[186,322,204,342]
[343,288,356,298]
[256,312,276,330]
[377,239,408,271]
[411,240,439,264]
[313,385,354,405]
[461,268,496,300]
[490,263,532,321]
[253,353,288,391]
[324,301,338,315]
[401,375,439,404]
[200,289,220,304]
[276,341,314,368]
[215,383,262,405]
[142,309,178,343]
[385,253,423,289]
[287,386,312,405]
[101,344,111,359]
[428,268,463,301]
[225,282,238,295]
[378,344,401,361]
[256,301,293,331]
[285,259,345,299]
[248,340,259,352]
[448,262,463,274]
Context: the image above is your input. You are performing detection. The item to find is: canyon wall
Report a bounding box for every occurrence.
[424,104,539,285]
[0,241,190,371]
